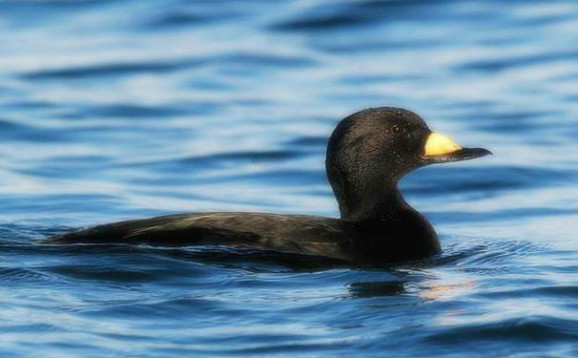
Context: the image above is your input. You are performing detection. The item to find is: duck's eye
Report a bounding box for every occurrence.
[392,125,403,134]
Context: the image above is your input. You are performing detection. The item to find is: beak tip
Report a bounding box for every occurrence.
[469,147,493,159]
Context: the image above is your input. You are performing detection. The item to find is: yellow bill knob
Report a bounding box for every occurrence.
[424,132,462,156]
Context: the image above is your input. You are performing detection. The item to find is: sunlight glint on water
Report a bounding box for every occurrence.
[0,1,577,357]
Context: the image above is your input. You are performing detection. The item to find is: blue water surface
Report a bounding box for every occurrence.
[0,0,577,357]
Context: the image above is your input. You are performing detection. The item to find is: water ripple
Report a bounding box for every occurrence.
[0,0,576,357]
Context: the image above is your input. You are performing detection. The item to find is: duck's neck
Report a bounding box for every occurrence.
[339,183,410,222]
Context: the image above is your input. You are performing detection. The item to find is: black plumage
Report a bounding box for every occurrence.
[42,107,491,264]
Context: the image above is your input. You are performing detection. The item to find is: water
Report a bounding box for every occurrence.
[0,0,577,357]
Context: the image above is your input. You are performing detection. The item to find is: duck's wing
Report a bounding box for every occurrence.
[41,212,351,259]
[41,213,197,245]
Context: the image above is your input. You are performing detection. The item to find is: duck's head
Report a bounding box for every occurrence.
[326,107,491,220]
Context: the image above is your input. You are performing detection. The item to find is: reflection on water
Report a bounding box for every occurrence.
[0,0,577,357]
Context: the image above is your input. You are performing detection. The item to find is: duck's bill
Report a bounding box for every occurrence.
[422,147,492,164]
[421,132,492,164]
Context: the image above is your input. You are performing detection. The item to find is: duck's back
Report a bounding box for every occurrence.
[43,213,352,260]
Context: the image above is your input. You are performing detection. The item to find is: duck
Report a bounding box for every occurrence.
[42,107,491,264]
